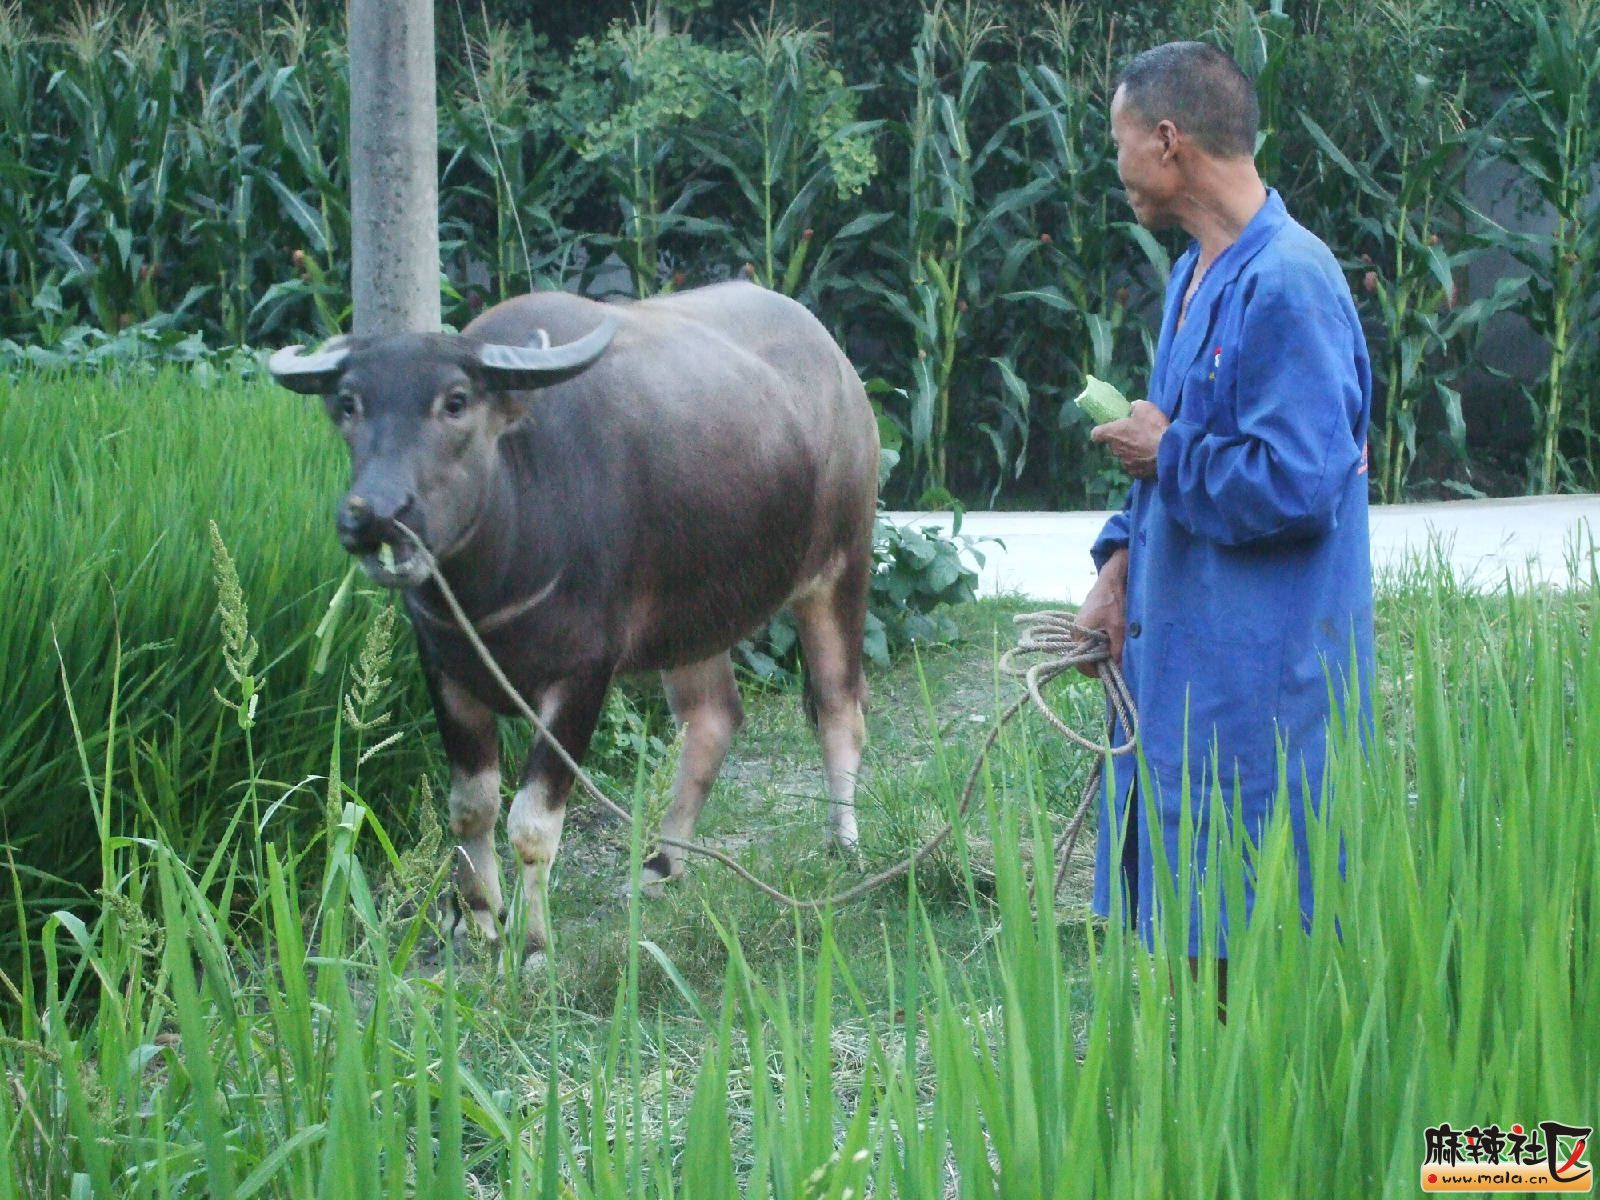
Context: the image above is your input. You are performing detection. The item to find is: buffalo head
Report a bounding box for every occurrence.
[268,320,615,587]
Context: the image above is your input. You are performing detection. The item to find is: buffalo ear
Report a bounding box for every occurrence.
[267,336,353,395]
[475,317,617,393]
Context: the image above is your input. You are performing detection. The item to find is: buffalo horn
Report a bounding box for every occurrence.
[476,317,617,391]
[267,337,352,395]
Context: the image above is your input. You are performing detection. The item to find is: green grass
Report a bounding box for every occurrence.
[2,367,1597,1196]
[0,365,435,931]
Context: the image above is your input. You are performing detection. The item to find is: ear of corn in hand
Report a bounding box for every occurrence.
[1073,374,1131,424]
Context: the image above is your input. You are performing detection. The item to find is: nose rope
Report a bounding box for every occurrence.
[429,476,495,564]
[393,521,1139,911]
[409,569,564,636]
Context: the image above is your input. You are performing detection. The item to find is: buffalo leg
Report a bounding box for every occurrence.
[506,667,612,959]
[642,653,745,886]
[792,569,869,850]
[432,675,505,942]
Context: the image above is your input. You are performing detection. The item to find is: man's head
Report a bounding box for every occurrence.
[1111,42,1259,229]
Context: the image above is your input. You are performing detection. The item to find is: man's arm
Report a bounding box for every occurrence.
[1157,281,1365,547]
[1080,493,1135,677]
[1076,546,1128,677]
[1090,490,1134,571]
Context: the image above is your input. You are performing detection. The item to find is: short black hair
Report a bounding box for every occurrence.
[1115,42,1259,159]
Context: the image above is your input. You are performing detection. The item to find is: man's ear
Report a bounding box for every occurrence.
[1156,118,1181,160]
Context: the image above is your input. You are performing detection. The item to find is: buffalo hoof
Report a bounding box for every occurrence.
[629,851,680,899]
[830,812,861,854]
[827,837,864,871]
[624,875,671,900]
[441,895,502,945]
[521,948,550,974]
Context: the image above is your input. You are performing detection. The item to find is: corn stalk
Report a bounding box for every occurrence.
[439,18,586,314]
[998,5,1165,508]
[686,16,882,302]
[1488,0,1600,493]
[1301,0,1523,500]
[557,21,733,297]
[855,1,1009,502]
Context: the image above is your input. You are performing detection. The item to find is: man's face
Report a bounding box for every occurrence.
[1110,86,1178,229]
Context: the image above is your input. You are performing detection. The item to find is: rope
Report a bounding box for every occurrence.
[395,522,1138,912]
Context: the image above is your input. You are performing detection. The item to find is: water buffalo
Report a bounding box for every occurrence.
[269,282,879,958]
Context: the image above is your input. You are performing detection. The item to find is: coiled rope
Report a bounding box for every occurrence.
[396,523,1138,910]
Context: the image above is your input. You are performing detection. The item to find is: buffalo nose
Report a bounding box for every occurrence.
[338,494,377,551]
[337,491,417,553]
[338,492,397,550]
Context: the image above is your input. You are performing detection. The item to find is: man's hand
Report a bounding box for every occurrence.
[1090,400,1170,479]
[1075,547,1128,678]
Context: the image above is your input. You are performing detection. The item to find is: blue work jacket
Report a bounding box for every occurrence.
[1088,189,1375,957]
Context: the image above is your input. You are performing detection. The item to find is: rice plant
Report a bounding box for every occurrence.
[0,364,439,974]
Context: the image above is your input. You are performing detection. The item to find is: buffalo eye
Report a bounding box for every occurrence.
[334,391,361,425]
[440,388,470,419]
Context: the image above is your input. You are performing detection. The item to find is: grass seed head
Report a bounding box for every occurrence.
[343,601,399,733]
[211,521,260,691]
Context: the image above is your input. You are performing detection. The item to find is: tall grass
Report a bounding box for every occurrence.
[4,537,1594,1195]
[0,365,439,965]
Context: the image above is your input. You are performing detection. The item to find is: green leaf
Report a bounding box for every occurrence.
[1118,221,1172,285]
[1003,287,1079,316]
[640,939,710,1023]
[1085,313,1116,378]
[835,211,894,240]
[1298,113,1389,204]
[260,173,329,256]
[1435,381,1466,458]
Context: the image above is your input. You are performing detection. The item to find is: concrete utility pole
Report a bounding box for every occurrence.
[349,0,440,334]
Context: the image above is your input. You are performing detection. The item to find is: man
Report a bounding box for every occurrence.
[1076,42,1375,990]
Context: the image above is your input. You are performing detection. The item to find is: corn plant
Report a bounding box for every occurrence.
[39,4,193,334]
[0,4,48,324]
[0,3,352,345]
[999,4,1163,508]
[242,7,352,340]
[856,1,1031,503]
[554,21,738,296]
[684,17,882,303]
[439,19,589,312]
[1485,0,1600,493]
[1301,0,1523,501]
